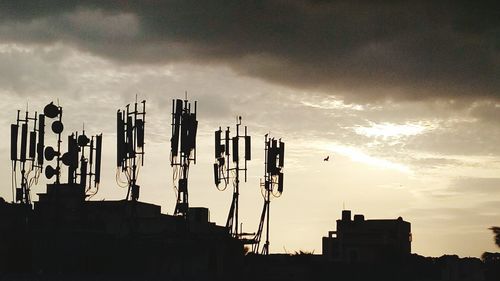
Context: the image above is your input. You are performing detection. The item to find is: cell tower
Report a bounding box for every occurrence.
[61,130,103,197]
[10,105,45,205]
[170,97,198,218]
[213,116,251,237]
[116,98,146,201]
[252,134,285,255]
[42,102,103,196]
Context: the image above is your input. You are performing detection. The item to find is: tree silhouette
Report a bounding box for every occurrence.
[490,227,500,248]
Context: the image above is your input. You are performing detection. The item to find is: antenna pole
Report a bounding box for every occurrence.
[215,116,251,238]
[131,101,137,200]
[264,184,270,255]
[235,117,240,236]
[19,111,27,204]
[263,135,270,255]
[55,107,63,184]
[252,134,285,255]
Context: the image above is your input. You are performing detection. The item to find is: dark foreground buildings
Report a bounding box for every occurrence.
[0,183,243,280]
[0,186,498,281]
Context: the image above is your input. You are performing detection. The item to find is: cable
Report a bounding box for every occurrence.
[215,163,229,191]
[116,169,129,188]
[260,183,266,199]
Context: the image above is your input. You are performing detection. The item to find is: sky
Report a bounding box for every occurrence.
[0,1,499,257]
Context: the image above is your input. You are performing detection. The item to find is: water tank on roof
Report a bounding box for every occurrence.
[354,214,365,222]
[342,210,351,221]
[189,207,210,224]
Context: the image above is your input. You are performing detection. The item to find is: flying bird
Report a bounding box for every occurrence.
[324,156,330,161]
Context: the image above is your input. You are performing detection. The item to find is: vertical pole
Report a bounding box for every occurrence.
[193,101,197,165]
[20,160,26,204]
[132,102,137,200]
[263,134,269,255]
[55,108,62,184]
[21,111,28,204]
[184,100,187,219]
[226,127,230,183]
[235,117,240,237]
[265,183,270,255]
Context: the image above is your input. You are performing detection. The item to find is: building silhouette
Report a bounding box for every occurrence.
[0,182,242,279]
[322,210,411,262]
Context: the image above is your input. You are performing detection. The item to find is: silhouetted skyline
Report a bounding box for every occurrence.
[0,1,499,258]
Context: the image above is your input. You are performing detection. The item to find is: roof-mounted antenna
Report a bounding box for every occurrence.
[253,134,285,255]
[62,129,103,197]
[10,105,44,205]
[116,97,146,201]
[170,94,197,219]
[214,116,252,238]
[43,101,64,184]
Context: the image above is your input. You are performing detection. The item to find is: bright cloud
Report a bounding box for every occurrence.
[300,96,365,111]
[354,122,436,139]
[321,143,411,173]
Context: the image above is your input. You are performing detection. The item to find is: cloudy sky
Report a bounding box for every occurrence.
[0,1,499,257]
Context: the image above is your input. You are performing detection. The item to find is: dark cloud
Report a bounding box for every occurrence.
[468,101,500,124]
[0,45,70,95]
[0,1,498,103]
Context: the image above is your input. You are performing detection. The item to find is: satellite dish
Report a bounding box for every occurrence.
[44,146,58,161]
[44,102,60,119]
[45,165,58,179]
[77,134,90,147]
[51,121,64,134]
[61,152,71,166]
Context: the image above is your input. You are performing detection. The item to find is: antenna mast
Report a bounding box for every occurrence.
[253,135,285,255]
[170,97,198,219]
[11,101,103,204]
[42,102,64,184]
[214,116,251,237]
[10,107,45,205]
[61,130,103,197]
[117,99,146,201]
